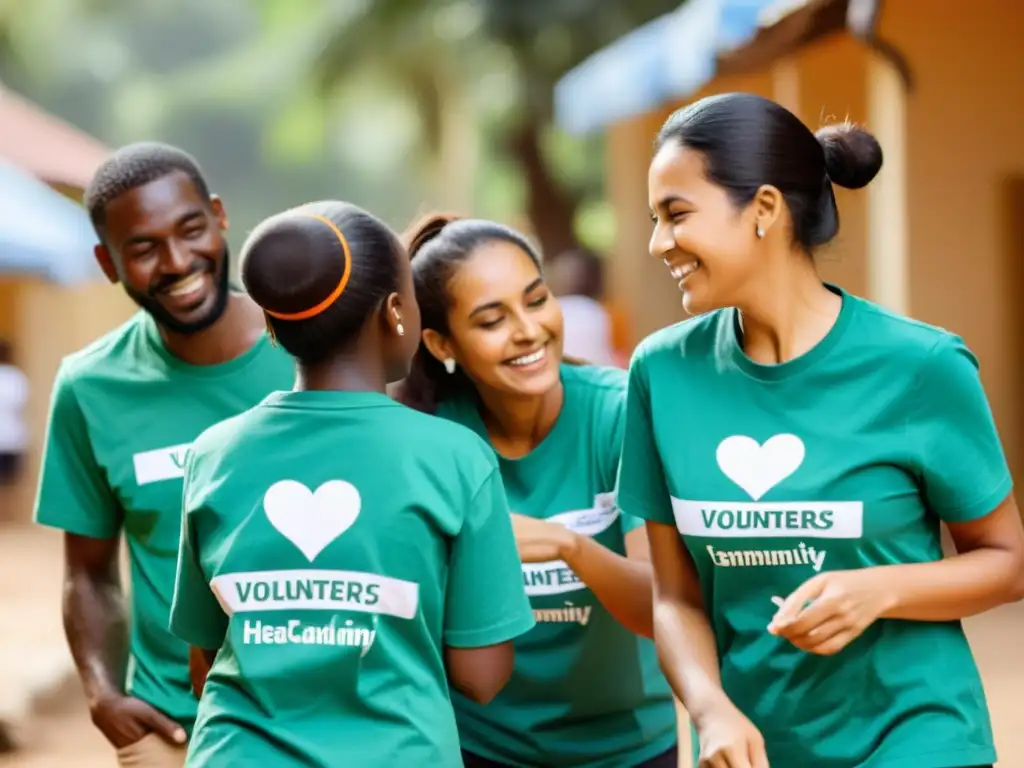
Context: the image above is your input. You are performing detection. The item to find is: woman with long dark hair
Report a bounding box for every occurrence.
[397,214,677,768]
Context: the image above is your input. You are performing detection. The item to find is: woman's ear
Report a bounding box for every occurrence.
[752,184,784,238]
[422,328,454,365]
[383,293,405,338]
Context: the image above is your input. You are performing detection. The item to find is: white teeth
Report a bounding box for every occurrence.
[670,261,700,279]
[508,348,545,366]
[167,273,205,297]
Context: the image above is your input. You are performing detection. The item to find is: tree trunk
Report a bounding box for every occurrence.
[505,117,580,259]
[433,70,479,213]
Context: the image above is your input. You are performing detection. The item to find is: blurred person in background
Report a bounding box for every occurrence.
[546,247,631,367]
[397,215,678,768]
[620,92,1023,768]
[0,338,28,495]
[0,337,28,754]
[171,201,534,767]
[33,142,294,768]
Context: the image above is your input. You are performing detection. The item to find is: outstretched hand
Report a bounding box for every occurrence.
[509,514,577,563]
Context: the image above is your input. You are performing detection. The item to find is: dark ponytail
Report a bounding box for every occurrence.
[395,213,544,414]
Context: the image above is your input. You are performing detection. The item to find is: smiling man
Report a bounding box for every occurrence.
[33,143,294,768]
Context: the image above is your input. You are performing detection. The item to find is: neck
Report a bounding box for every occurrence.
[158,293,266,366]
[296,349,387,394]
[736,254,841,365]
[477,380,564,458]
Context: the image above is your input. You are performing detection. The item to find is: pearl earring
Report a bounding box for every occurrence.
[756,225,765,239]
[443,358,456,375]
[396,323,405,337]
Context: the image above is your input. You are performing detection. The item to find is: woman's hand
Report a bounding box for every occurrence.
[768,568,896,655]
[509,514,578,563]
[694,698,769,768]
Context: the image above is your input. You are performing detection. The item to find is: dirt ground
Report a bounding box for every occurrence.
[1,522,1021,768]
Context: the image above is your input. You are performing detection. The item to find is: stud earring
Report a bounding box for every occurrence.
[756,225,765,239]
[396,323,405,337]
[443,358,456,375]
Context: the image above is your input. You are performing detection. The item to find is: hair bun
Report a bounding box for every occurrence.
[816,123,883,190]
[404,212,462,260]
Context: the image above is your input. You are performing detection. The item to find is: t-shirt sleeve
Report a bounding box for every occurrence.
[169,464,229,649]
[444,466,536,648]
[619,510,647,535]
[615,349,675,525]
[33,366,121,539]
[911,335,1013,523]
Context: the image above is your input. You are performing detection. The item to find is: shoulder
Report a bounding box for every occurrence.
[562,363,625,422]
[562,362,625,397]
[844,295,974,382]
[396,404,499,478]
[847,295,960,357]
[190,411,250,461]
[56,312,149,387]
[184,410,254,492]
[631,311,726,374]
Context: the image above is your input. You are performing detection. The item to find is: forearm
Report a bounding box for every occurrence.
[62,573,130,704]
[561,536,655,638]
[653,596,728,723]
[879,546,1024,622]
[562,534,655,637]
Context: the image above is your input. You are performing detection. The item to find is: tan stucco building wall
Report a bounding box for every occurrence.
[0,278,135,521]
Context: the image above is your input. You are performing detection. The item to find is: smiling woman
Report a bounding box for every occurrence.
[394,214,678,768]
[620,92,1021,768]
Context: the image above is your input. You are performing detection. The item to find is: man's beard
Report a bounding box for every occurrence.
[125,243,232,335]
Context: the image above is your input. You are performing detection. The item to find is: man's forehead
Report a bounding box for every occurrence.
[105,170,206,225]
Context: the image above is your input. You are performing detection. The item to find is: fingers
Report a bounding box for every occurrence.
[805,628,857,656]
[768,574,827,631]
[771,593,840,639]
[749,738,771,768]
[782,614,846,648]
[128,699,186,745]
[703,746,755,768]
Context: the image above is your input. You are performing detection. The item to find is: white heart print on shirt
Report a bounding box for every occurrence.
[263,479,361,562]
[715,434,805,501]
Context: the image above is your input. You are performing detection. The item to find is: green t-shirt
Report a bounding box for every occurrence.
[34,311,294,731]
[437,365,676,768]
[169,390,536,768]
[617,286,1008,768]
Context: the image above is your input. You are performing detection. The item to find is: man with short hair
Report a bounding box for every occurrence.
[34,142,294,767]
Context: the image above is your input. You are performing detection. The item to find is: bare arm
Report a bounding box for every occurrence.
[880,494,1024,621]
[561,527,655,638]
[647,521,729,723]
[63,532,129,706]
[63,533,186,747]
[445,642,516,704]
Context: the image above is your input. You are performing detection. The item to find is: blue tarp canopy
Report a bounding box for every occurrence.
[0,160,101,284]
[554,0,779,135]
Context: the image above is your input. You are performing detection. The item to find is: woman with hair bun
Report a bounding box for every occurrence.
[168,201,535,767]
[396,215,677,768]
[619,92,1023,768]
